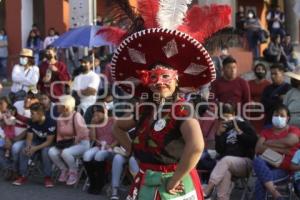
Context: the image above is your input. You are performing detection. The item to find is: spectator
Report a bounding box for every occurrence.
[253,104,300,200]
[283,68,300,128]
[72,56,100,113]
[211,56,251,112]
[248,63,271,133]
[83,105,117,194]
[38,93,59,119]
[38,46,70,101]
[10,48,39,102]
[43,28,59,49]
[0,28,8,82]
[48,95,90,186]
[261,64,291,126]
[282,34,298,67]
[31,24,42,38]
[264,35,293,71]
[203,103,257,199]
[26,30,43,65]
[235,6,246,35]
[266,5,286,38]
[291,149,300,198]
[12,103,56,187]
[244,9,263,59]
[8,92,39,180]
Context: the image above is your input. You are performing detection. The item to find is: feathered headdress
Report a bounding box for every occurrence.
[97,0,234,96]
[97,0,233,51]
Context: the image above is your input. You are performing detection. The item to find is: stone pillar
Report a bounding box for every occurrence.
[284,0,299,43]
[21,0,33,47]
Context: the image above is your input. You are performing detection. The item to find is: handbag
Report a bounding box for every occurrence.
[55,112,77,149]
[260,148,285,167]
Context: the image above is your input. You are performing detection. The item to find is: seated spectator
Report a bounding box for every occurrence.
[211,56,251,111]
[253,104,300,200]
[0,28,8,82]
[291,149,300,198]
[26,30,43,65]
[83,105,117,194]
[48,95,90,186]
[283,68,300,128]
[38,93,59,119]
[72,56,100,113]
[10,48,39,102]
[266,5,286,38]
[2,106,17,158]
[38,46,70,101]
[244,9,264,59]
[248,63,271,133]
[7,92,38,180]
[261,64,291,126]
[12,103,56,187]
[282,34,298,67]
[203,103,257,199]
[264,35,293,71]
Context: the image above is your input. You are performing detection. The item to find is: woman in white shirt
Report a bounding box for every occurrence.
[10,48,39,101]
[43,28,59,49]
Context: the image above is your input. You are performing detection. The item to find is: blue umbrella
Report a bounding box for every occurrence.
[52,25,111,48]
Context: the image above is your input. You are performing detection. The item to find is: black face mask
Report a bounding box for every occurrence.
[45,54,53,60]
[80,65,89,73]
[255,72,266,80]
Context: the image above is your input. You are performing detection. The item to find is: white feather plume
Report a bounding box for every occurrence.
[157,0,192,30]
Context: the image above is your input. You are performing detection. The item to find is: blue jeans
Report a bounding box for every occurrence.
[0,57,7,78]
[19,145,52,177]
[0,148,12,169]
[12,140,26,172]
[253,157,289,200]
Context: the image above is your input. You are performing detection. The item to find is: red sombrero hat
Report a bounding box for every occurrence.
[111,28,216,96]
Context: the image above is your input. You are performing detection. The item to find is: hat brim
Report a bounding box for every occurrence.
[111,28,216,97]
[19,54,34,58]
[285,72,300,80]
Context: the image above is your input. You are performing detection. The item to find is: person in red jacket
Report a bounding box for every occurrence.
[38,46,70,101]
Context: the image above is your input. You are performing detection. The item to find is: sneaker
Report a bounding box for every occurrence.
[58,169,68,183]
[110,195,120,200]
[12,176,27,186]
[66,170,78,186]
[44,177,54,188]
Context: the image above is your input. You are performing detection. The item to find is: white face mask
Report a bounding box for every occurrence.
[272,116,287,129]
[19,57,28,66]
[248,13,254,18]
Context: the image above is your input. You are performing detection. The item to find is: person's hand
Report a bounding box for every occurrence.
[166,179,184,195]
[23,145,31,155]
[43,76,51,83]
[217,121,227,135]
[49,64,58,72]
[0,83,2,92]
[233,119,243,135]
[27,146,38,156]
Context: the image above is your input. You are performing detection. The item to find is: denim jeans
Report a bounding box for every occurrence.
[0,57,7,78]
[0,148,12,169]
[12,140,26,171]
[19,145,53,177]
[253,157,289,200]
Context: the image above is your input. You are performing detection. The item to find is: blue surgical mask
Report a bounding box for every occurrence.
[19,57,28,66]
[272,116,287,129]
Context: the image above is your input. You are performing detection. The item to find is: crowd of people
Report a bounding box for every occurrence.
[1,3,300,200]
[236,4,298,72]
